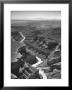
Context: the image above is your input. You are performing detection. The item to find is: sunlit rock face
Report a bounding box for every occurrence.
[11,38,22,62]
[47,57,61,66]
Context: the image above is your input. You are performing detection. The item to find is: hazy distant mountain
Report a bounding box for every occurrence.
[11,20,61,27]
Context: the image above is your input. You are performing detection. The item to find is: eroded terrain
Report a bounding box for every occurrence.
[11,20,61,79]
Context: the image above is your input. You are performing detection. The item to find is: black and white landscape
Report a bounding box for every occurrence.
[11,11,61,79]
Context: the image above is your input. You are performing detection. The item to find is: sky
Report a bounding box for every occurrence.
[11,11,61,20]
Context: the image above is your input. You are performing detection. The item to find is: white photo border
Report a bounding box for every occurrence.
[4,4,69,87]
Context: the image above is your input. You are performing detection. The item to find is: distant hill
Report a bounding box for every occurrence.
[11,20,61,28]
